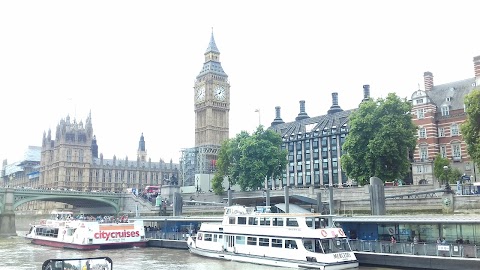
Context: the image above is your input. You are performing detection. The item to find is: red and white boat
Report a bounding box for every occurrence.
[25,212,147,250]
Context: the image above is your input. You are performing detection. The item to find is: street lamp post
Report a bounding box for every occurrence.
[443,165,452,193]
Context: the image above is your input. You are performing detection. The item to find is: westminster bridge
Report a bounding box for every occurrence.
[2,185,480,236]
[0,187,127,236]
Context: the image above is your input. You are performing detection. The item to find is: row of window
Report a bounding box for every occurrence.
[286,136,346,151]
[284,127,348,142]
[33,227,59,238]
[415,103,467,118]
[43,168,170,185]
[418,124,460,139]
[227,216,328,229]
[418,143,462,161]
[202,233,299,249]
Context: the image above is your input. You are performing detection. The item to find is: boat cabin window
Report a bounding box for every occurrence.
[247,237,257,245]
[259,237,270,247]
[303,238,352,254]
[260,217,271,226]
[248,217,258,225]
[229,217,235,224]
[306,217,326,229]
[35,227,59,238]
[213,234,218,242]
[271,238,283,248]
[235,236,246,245]
[204,234,212,241]
[286,239,298,249]
[286,218,299,227]
[302,239,324,253]
[272,217,284,226]
[237,217,247,225]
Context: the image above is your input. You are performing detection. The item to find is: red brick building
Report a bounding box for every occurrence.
[411,56,480,185]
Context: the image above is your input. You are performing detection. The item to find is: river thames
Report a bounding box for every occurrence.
[0,232,401,270]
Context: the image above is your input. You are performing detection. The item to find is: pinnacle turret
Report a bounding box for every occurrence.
[205,30,220,54]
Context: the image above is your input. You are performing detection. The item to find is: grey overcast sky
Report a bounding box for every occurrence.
[1,0,479,164]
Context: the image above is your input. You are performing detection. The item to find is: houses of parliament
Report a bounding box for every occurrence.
[38,113,179,192]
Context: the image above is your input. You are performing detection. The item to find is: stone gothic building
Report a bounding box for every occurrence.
[40,113,179,192]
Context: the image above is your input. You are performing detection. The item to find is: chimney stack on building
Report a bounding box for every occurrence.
[295,100,310,121]
[327,92,343,114]
[424,71,434,91]
[271,106,285,126]
[332,93,338,106]
[362,84,371,101]
[474,55,480,87]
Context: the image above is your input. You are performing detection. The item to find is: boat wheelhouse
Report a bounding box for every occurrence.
[187,205,358,270]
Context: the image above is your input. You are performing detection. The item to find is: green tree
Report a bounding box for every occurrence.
[211,126,287,194]
[433,155,450,185]
[341,93,417,185]
[461,88,480,166]
[433,155,463,185]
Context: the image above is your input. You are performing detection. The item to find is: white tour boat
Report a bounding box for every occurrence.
[25,212,147,250]
[187,205,358,270]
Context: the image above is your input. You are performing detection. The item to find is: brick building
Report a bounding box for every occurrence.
[410,56,480,185]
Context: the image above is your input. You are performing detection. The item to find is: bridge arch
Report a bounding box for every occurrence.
[13,195,120,213]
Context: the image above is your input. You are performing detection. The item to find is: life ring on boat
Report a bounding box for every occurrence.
[197,234,202,240]
[338,228,345,237]
[320,230,328,237]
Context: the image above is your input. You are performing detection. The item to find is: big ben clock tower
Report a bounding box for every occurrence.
[194,32,230,148]
[193,31,230,175]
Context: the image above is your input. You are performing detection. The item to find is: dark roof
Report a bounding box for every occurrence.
[197,61,227,77]
[269,109,353,138]
[427,77,476,111]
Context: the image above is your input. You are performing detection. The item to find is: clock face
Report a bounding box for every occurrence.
[214,85,226,101]
[196,86,205,102]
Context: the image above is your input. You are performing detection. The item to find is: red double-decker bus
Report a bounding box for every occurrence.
[144,186,160,194]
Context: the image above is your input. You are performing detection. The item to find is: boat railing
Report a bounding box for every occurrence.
[144,231,190,241]
[349,239,480,259]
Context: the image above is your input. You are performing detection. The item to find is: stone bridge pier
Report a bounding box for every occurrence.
[0,188,16,236]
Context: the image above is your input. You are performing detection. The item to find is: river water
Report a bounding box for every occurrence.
[0,232,400,270]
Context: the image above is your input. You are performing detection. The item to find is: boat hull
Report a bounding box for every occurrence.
[188,245,358,270]
[29,237,147,250]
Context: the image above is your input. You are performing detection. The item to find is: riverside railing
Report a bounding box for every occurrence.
[349,239,479,259]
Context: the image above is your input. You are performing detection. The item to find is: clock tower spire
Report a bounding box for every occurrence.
[193,31,230,173]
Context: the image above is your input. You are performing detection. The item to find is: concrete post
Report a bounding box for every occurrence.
[316,192,322,214]
[265,189,270,207]
[284,186,289,213]
[369,177,386,215]
[0,188,17,236]
[227,189,232,206]
[329,185,334,215]
[173,192,183,216]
